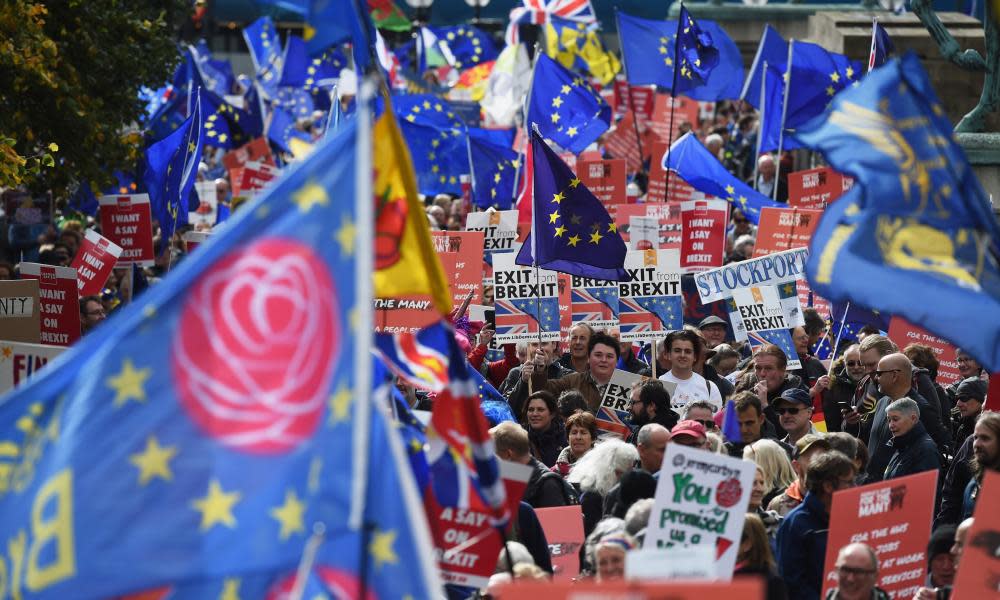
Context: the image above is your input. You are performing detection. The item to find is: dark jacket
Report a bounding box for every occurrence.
[763,374,809,431]
[776,491,829,600]
[617,347,649,375]
[821,359,858,433]
[953,413,979,448]
[514,501,553,573]
[824,587,890,599]
[528,420,567,468]
[913,368,952,454]
[530,370,605,414]
[865,388,941,483]
[884,420,940,480]
[790,354,827,390]
[734,564,789,600]
[502,361,575,416]
[523,457,570,509]
[703,363,734,402]
[935,435,974,528]
[557,351,586,373]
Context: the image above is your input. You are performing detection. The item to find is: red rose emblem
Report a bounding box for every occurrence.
[172,238,340,454]
[716,477,743,508]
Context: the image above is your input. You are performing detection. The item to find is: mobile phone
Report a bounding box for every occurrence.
[485,309,495,331]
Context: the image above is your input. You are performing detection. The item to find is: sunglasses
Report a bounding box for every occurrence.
[775,407,803,415]
[694,419,717,430]
[873,368,901,377]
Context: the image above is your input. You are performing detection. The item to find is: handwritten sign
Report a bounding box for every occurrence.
[0,280,41,343]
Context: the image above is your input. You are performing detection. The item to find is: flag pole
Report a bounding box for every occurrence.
[614,9,646,176]
[464,123,478,207]
[773,40,794,202]
[752,61,768,189]
[867,17,878,74]
[830,301,851,360]
[288,523,326,600]
[512,44,541,207]
[663,4,686,204]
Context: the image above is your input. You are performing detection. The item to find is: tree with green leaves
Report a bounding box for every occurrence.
[0,0,186,194]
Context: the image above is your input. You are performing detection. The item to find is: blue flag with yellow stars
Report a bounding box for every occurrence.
[673,5,720,92]
[389,93,465,130]
[528,54,612,154]
[426,24,499,70]
[243,16,284,99]
[202,89,253,149]
[268,105,313,154]
[144,91,204,242]
[398,119,468,196]
[758,62,805,154]
[516,129,627,280]
[469,133,519,209]
[741,24,787,108]
[305,0,376,70]
[0,114,442,599]
[663,132,784,225]
[796,52,1000,371]
[275,86,316,120]
[616,11,743,102]
[784,40,862,130]
[509,297,561,332]
[147,90,189,142]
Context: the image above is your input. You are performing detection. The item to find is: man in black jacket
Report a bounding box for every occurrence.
[884,398,940,480]
[490,422,569,508]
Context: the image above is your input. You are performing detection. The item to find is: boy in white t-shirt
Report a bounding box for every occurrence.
[658,329,722,415]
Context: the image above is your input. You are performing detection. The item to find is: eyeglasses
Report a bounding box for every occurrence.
[85,309,106,317]
[694,419,717,430]
[873,369,901,377]
[775,407,802,415]
[835,566,875,577]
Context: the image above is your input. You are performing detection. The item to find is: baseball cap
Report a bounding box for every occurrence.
[794,433,831,459]
[699,315,727,329]
[777,388,813,407]
[955,377,987,403]
[671,419,707,441]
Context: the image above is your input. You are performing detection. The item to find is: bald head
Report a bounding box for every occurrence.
[953,517,974,565]
[837,543,878,571]
[876,353,913,399]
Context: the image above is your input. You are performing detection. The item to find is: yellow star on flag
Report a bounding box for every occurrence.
[567,235,581,247]
[826,86,835,96]
[107,359,152,407]
[335,215,356,256]
[329,384,352,425]
[192,479,242,531]
[830,72,840,83]
[270,490,306,540]
[292,181,329,213]
[548,210,560,224]
[725,184,735,195]
[566,126,578,138]
[665,57,673,67]
[551,112,561,124]
[845,66,855,79]
[589,231,603,244]
[129,436,177,485]
[552,97,563,108]
[370,529,399,569]
[219,578,241,600]
[552,191,565,204]
[659,46,667,55]
[494,172,501,183]
[569,177,581,188]
[554,225,567,237]
[560,84,571,94]
[607,222,618,233]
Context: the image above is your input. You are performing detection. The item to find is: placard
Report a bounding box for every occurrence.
[613,80,654,121]
[234,160,279,196]
[680,198,728,273]
[432,230,486,306]
[646,445,756,580]
[694,247,810,304]
[646,94,700,146]
[535,506,585,582]
[221,137,274,171]
[492,252,561,343]
[886,317,962,387]
[374,252,458,335]
[0,341,64,395]
[189,180,219,228]
[578,159,627,219]
[614,203,683,251]
[732,286,791,335]
[98,194,155,267]
[822,470,938,600]
[752,207,823,257]
[626,546,716,581]
[618,249,683,343]
[603,110,643,174]
[182,230,212,254]
[2,190,51,225]
[797,279,832,322]
[597,369,646,438]
[426,460,533,589]
[466,210,519,277]
[17,263,81,346]
[788,166,853,209]
[952,470,1000,598]
[0,280,41,343]
[570,275,618,329]
[70,229,123,297]
[497,580,765,598]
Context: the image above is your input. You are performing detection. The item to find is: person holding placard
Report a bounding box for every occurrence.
[824,543,889,600]
[658,330,722,414]
[527,332,622,415]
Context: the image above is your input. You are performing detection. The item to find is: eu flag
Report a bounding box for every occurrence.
[468,133,519,210]
[616,11,743,101]
[528,54,611,154]
[784,40,862,130]
[398,119,468,196]
[516,129,627,280]
[148,90,189,141]
[796,52,1000,371]
[741,24,787,108]
[662,132,784,225]
[144,92,204,242]
[0,113,441,597]
[242,16,284,98]
[268,105,313,154]
[425,24,499,69]
[674,5,720,90]
[305,0,376,70]
[758,62,805,154]
[279,34,311,88]
[203,90,253,149]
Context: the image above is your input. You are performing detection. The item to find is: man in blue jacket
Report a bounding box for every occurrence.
[884,398,941,481]
[776,450,857,600]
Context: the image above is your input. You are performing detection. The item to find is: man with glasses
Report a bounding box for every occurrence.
[945,348,985,404]
[826,542,889,599]
[821,344,865,432]
[774,388,819,447]
[777,450,856,600]
[79,295,107,334]
[752,344,810,432]
[683,400,719,433]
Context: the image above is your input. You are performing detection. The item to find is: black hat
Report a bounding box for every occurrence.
[955,377,987,403]
[928,525,957,564]
[778,387,813,407]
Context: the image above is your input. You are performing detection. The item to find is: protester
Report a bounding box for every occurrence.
[749,154,788,202]
[670,419,708,449]
[699,315,729,349]
[658,329,723,413]
[556,390,588,420]
[913,518,973,600]
[558,323,593,373]
[745,438,797,509]
[727,392,776,457]
[503,341,573,415]
[924,525,957,590]
[79,295,107,334]
[768,434,833,516]
[752,344,809,431]
[774,388,819,446]
[683,400,719,432]
[963,411,1000,518]
[528,332,621,414]
[623,497,653,545]
[776,450,856,600]
[581,518,626,576]
[567,438,638,535]
[883,397,940,480]
[903,343,950,422]
[790,326,828,392]
[735,513,788,600]
[491,422,570,508]
[593,534,634,582]
[951,377,987,443]
[947,349,984,402]
[522,391,567,468]
[709,344,741,377]
[552,411,596,477]
[826,542,889,599]
[863,353,934,482]
[627,380,678,436]
[822,344,865,433]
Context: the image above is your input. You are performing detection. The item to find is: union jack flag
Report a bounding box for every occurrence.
[505,0,597,45]
[375,321,451,392]
[596,404,633,439]
[571,285,618,326]
[495,297,560,337]
[747,328,801,370]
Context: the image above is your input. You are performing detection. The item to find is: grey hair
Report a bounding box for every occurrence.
[584,517,626,571]
[624,498,654,537]
[496,540,534,573]
[636,423,669,447]
[886,397,920,418]
[567,438,639,496]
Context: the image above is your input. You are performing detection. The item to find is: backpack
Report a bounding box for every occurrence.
[526,470,580,506]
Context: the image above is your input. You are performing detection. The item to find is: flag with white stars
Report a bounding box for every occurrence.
[616,10,744,102]
[527,54,612,154]
[0,110,441,598]
[143,91,204,242]
[663,132,784,225]
[516,129,627,280]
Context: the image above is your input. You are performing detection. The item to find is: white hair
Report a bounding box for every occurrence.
[496,541,534,573]
[624,498,654,537]
[567,438,639,496]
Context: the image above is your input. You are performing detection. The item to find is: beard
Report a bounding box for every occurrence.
[631,410,651,428]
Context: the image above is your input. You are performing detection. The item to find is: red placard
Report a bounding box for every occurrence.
[603,111,643,174]
[787,166,854,209]
[182,230,212,254]
[578,158,627,219]
[499,580,765,599]
[426,461,533,589]
[613,79,654,121]
[680,198,728,272]
[374,253,458,335]
[432,230,485,306]
[953,470,1000,597]
[535,506,585,581]
[17,262,81,347]
[887,317,962,387]
[614,203,683,251]
[98,194,155,267]
[646,94,700,146]
[822,471,938,600]
[236,161,279,195]
[221,137,274,171]
[70,229,123,297]
[752,206,823,257]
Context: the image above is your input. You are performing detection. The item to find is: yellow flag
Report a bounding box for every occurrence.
[372,109,454,316]
[544,22,620,86]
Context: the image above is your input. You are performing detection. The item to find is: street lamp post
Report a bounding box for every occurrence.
[464,0,491,25]
[405,0,434,26]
